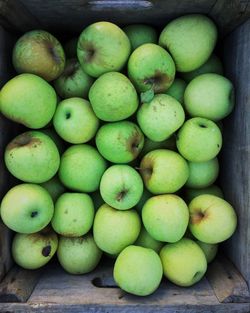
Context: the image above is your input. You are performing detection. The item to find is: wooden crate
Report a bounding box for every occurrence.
[0,1,250,312]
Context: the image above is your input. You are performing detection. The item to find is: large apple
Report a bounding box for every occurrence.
[12,30,65,81]
[100,165,143,210]
[183,185,224,203]
[77,21,131,77]
[159,14,217,72]
[93,204,141,254]
[89,72,138,122]
[40,175,66,202]
[5,131,60,183]
[188,195,237,243]
[123,24,157,50]
[165,78,187,104]
[0,74,57,128]
[96,121,144,163]
[114,245,163,296]
[135,226,163,253]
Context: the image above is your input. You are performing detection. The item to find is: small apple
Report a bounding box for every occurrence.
[189,195,237,244]
[196,241,218,263]
[165,78,187,104]
[123,24,157,50]
[135,226,163,253]
[96,121,144,163]
[63,38,78,58]
[139,135,176,157]
[51,193,95,237]
[100,165,143,210]
[59,144,107,192]
[5,131,60,183]
[57,234,102,274]
[114,245,163,296]
[93,204,141,254]
[142,194,189,242]
[139,149,189,194]
[54,59,94,99]
[128,43,175,93]
[184,73,235,121]
[89,72,138,122]
[77,21,131,77]
[137,94,185,141]
[176,117,222,162]
[12,30,65,81]
[159,14,217,72]
[0,74,57,128]
[160,238,207,286]
[53,97,99,144]
[183,185,224,203]
[40,175,66,202]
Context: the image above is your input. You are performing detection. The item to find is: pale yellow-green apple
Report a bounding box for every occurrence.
[40,175,66,202]
[181,54,223,82]
[184,73,235,121]
[189,195,237,243]
[40,128,65,155]
[136,188,152,213]
[159,14,217,72]
[12,30,65,81]
[5,131,60,183]
[77,21,131,77]
[59,144,107,192]
[64,38,77,58]
[54,59,94,99]
[0,184,54,233]
[57,234,102,274]
[135,226,164,253]
[12,227,58,269]
[128,43,175,93]
[114,245,163,296]
[160,238,207,286]
[165,78,187,104]
[89,72,138,121]
[93,204,141,254]
[139,135,176,157]
[0,74,57,128]
[96,121,144,163]
[123,24,157,50]
[183,185,224,203]
[196,241,218,263]
[53,98,99,144]
[186,157,219,188]
[51,193,94,237]
[142,194,189,242]
[100,165,143,210]
[137,94,185,141]
[139,149,189,194]
[176,117,222,162]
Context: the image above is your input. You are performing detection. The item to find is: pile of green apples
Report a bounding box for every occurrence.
[0,14,237,296]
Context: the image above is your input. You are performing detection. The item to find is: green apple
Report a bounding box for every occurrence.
[142,194,189,242]
[0,74,57,128]
[181,54,223,82]
[123,24,157,50]
[184,185,224,203]
[64,38,78,58]
[139,149,189,194]
[51,193,94,237]
[140,135,176,157]
[165,78,187,104]
[59,144,107,192]
[93,204,141,254]
[5,131,60,183]
[57,234,102,274]
[54,59,94,99]
[12,227,58,269]
[159,14,217,72]
[12,30,65,81]
[135,226,164,253]
[128,43,175,93]
[196,241,218,263]
[77,21,131,77]
[40,128,65,155]
[89,72,138,121]
[189,195,237,243]
[100,165,143,210]
[91,190,104,211]
[40,175,66,202]
[53,97,99,144]
[176,117,222,162]
[96,121,144,163]
[0,183,54,233]
[136,188,152,213]
[137,94,185,141]
[160,238,207,286]
[184,73,235,121]
[186,157,219,188]
[114,245,163,296]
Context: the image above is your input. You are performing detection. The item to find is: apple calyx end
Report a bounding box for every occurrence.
[191,211,205,224]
